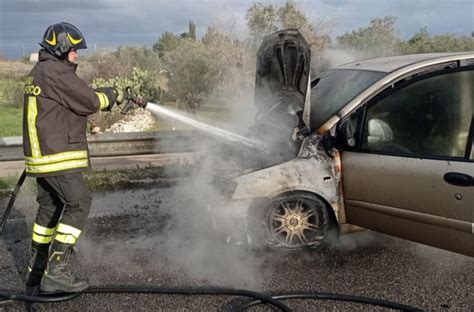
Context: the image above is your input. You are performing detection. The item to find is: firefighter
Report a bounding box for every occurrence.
[23,22,123,293]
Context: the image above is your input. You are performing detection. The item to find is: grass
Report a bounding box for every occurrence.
[84,165,190,191]
[0,76,24,137]
[0,175,18,189]
[0,79,24,105]
[0,106,22,137]
[0,173,36,198]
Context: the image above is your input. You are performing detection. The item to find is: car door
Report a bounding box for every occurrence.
[340,68,474,257]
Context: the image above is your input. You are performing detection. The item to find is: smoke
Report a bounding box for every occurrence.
[134,71,308,288]
[142,92,269,289]
[70,75,293,289]
[156,173,265,288]
[77,31,356,290]
[77,43,391,290]
[313,47,367,72]
[328,230,378,251]
[137,29,319,288]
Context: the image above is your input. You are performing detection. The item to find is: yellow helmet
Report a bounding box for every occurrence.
[40,22,87,56]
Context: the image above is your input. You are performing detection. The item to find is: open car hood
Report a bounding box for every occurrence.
[254,29,311,130]
[205,31,313,186]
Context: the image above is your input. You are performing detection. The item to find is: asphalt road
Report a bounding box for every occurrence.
[1,183,473,311]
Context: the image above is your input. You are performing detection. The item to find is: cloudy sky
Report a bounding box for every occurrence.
[0,0,472,58]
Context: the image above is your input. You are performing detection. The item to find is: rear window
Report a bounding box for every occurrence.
[310,69,386,128]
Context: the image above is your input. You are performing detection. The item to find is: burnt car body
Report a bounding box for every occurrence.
[210,29,474,257]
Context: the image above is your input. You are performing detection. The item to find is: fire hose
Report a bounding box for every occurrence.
[0,287,423,311]
[120,86,148,115]
[0,170,26,235]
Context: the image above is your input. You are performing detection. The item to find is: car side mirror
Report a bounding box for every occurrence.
[337,119,357,149]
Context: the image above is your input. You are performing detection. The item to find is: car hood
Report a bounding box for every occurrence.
[206,31,313,192]
[203,30,313,182]
[253,29,312,130]
[246,29,312,168]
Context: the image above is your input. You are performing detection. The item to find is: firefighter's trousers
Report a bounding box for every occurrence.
[31,173,91,246]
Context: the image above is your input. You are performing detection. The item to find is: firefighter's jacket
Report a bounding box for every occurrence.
[22,50,111,177]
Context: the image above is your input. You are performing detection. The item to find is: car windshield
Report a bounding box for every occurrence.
[310,69,387,129]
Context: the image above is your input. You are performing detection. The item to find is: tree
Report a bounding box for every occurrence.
[337,16,402,57]
[277,1,331,54]
[246,1,331,60]
[179,21,197,40]
[404,27,433,53]
[188,21,197,41]
[402,27,473,53]
[246,2,278,47]
[152,32,180,58]
[163,39,219,113]
[202,26,255,96]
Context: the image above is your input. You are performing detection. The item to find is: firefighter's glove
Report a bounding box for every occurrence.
[114,88,125,105]
[94,87,117,111]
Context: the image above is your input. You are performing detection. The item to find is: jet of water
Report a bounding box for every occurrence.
[146,102,261,148]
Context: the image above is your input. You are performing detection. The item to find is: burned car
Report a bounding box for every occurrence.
[209,30,474,257]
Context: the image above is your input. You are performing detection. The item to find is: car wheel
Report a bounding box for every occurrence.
[264,193,330,249]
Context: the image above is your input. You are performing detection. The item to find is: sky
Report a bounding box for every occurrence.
[0,0,472,58]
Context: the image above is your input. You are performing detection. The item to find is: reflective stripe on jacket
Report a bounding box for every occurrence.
[22,50,110,177]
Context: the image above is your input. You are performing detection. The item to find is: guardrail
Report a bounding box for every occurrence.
[0,131,206,161]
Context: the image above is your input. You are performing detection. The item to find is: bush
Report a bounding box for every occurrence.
[91,67,161,102]
[337,16,402,58]
[80,46,163,83]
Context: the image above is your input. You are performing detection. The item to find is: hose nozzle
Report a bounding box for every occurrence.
[120,86,148,115]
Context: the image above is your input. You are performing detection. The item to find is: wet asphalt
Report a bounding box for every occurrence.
[0,183,473,312]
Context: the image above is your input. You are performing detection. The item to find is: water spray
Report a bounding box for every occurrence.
[145,102,262,149]
[119,86,261,148]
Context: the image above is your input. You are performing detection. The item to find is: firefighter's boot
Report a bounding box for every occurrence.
[26,242,50,287]
[40,242,88,293]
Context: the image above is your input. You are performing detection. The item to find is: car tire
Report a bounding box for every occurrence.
[262,192,331,249]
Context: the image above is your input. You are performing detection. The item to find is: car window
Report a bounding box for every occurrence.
[360,70,474,158]
[310,69,386,129]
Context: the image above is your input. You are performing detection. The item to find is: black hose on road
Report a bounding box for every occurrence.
[0,291,80,303]
[0,286,425,312]
[0,170,26,235]
[237,292,425,312]
[0,287,291,312]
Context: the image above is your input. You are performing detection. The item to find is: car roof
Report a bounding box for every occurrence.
[335,52,474,73]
